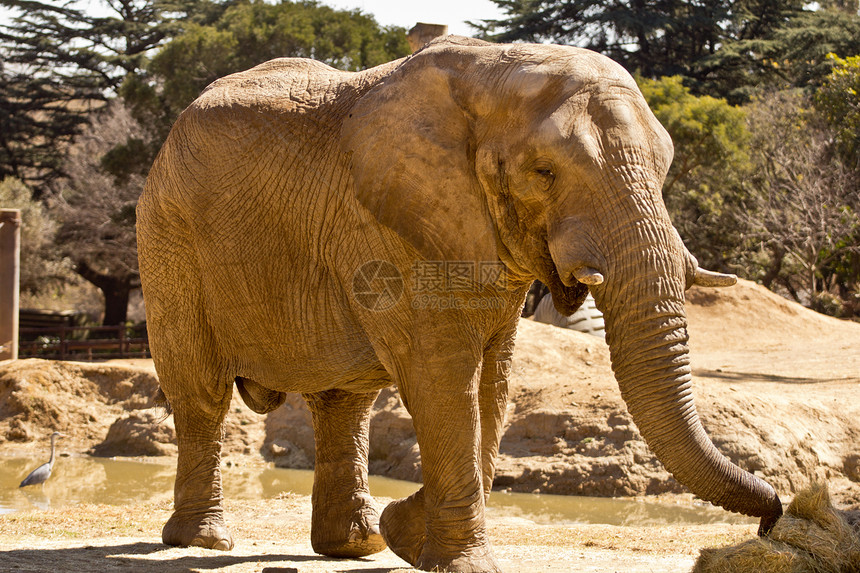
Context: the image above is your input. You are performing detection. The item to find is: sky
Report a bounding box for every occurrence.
[0,1,506,37]
[321,0,504,36]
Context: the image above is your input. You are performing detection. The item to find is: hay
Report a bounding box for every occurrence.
[692,483,860,573]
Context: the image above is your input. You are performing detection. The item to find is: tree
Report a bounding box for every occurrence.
[0,57,100,192]
[477,1,860,103]
[695,9,860,103]
[0,0,227,193]
[52,101,145,325]
[475,0,803,81]
[637,76,751,271]
[739,90,859,313]
[816,53,860,168]
[146,0,411,121]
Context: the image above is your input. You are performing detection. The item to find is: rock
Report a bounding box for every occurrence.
[5,418,31,441]
[90,408,176,457]
[268,438,311,469]
[264,394,315,467]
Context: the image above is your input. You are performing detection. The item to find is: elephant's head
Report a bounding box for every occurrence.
[343,37,782,532]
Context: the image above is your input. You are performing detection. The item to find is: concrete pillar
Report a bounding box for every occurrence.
[0,209,21,362]
[407,23,449,53]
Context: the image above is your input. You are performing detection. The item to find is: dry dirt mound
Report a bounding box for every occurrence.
[89,409,177,457]
[686,278,860,381]
[0,359,264,458]
[0,360,159,451]
[1,280,859,508]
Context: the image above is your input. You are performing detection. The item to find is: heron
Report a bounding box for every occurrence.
[19,431,65,487]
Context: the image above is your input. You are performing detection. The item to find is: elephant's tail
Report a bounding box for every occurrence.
[154,386,173,422]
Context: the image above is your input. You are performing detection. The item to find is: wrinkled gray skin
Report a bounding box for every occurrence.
[137,36,782,572]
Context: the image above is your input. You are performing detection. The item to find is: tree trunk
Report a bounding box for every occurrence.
[75,260,138,325]
[102,285,131,326]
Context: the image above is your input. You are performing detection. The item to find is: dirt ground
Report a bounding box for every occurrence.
[0,495,755,572]
[1,279,859,571]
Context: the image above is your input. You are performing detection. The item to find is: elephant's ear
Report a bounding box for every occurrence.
[341,53,498,265]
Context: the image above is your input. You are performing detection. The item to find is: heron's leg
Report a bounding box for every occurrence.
[304,388,386,557]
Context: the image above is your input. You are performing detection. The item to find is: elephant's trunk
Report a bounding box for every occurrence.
[552,181,782,533]
[599,295,782,531]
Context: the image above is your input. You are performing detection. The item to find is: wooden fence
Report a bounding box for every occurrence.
[18,324,150,361]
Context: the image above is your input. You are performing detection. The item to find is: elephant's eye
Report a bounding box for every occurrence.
[535,167,555,186]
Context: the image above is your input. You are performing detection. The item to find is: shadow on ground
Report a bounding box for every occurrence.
[1,542,406,572]
[693,369,839,384]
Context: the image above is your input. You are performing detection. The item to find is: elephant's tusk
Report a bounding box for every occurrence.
[694,267,737,288]
[573,267,604,286]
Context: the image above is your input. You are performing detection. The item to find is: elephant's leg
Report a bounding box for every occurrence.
[304,388,386,558]
[157,361,234,549]
[147,273,234,550]
[381,355,500,573]
[379,486,426,565]
[478,335,514,502]
[162,385,233,550]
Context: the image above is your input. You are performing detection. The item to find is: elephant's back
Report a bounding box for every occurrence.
[143,55,398,214]
[197,57,349,112]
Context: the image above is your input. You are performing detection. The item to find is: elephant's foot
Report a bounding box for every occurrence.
[311,492,386,558]
[162,509,234,550]
[417,543,502,573]
[379,488,427,566]
[381,488,500,572]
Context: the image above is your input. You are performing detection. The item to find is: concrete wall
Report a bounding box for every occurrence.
[0,209,21,361]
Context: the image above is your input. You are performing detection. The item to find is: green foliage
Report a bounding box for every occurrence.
[0,58,95,192]
[0,0,228,84]
[148,0,410,119]
[816,54,860,167]
[480,1,860,103]
[100,138,153,185]
[477,0,803,84]
[696,10,860,103]
[148,24,238,117]
[637,76,751,270]
[0,0,220,193]
[639,76,859,315]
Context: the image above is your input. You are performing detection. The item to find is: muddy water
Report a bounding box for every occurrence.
[0,454,752,526]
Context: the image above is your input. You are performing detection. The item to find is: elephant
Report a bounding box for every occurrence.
[136,36,782,572]
[532,291,605,336]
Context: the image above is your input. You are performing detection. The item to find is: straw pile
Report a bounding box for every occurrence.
[693,483,860,573]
